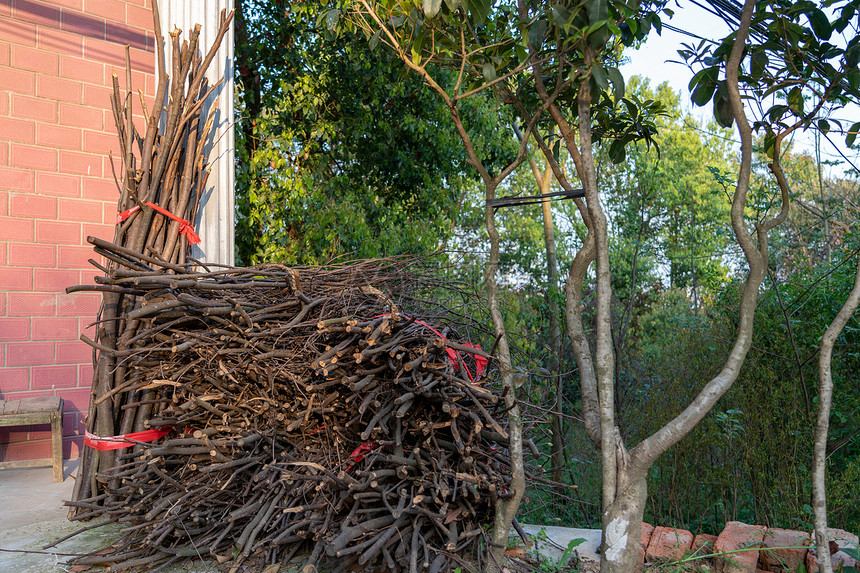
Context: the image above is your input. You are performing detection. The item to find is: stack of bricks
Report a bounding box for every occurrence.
[641,521,858,573]
[0,0,154,464]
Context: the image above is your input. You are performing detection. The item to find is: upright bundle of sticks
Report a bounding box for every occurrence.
[70,2,233,507]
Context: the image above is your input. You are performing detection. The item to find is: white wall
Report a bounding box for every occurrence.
[160,0,235,265]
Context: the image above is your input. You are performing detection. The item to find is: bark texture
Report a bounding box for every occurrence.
[813,258,860,573]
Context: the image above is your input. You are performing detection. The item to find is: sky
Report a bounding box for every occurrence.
[619,1,860,177]
[620,0,732,99]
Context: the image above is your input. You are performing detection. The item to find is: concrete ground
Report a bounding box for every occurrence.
[0,461,220,573]
[0,461,599,572]
[516,524,602,571]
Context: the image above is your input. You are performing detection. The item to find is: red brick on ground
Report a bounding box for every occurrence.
[714,521,767,573]
[685,533,722,572]
[759,527,810,571]
[692,533,720,555]
[638,522,655,565]
[806,529,859,573]
[646,526,694,563]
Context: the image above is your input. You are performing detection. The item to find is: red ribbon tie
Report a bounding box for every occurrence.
[373,313,489,382]
[349,440,379,464]
[116,202,201,245]
[84,426,173,451]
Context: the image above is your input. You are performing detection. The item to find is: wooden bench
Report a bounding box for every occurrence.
[0,396,64,482]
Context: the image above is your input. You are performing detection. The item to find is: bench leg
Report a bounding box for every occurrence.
[50,411,63,482]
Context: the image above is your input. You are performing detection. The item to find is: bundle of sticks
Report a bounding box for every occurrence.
[66,239,513,572]
[70,0,236,511]
[66,3,523,570]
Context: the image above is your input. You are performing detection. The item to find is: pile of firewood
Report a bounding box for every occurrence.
[65,0,237,540]
[66,239,512,572]
[63,2,524,571]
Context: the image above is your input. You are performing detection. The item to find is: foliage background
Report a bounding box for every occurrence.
[234,0,860,536]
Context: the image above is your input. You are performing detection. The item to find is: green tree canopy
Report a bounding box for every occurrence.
[235,0,515,264]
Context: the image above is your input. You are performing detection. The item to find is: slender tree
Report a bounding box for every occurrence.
[514,123,566,490]
[345,0,860,569]
[813,259,860,573]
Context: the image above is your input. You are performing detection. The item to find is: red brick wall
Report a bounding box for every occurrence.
[0,0,154,463]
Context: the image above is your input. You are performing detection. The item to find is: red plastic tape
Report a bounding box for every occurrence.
[84,426,172,451]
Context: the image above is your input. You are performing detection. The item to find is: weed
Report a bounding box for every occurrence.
[526,530,586,573]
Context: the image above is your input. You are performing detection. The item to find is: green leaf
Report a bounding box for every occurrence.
[411,29,426,65]
[847,121,860,146]
[691,82,716,107]
[767,104,789,122]
[848,68,860,91]
[627,18,638,37]
[622,97,639,119]
[369,28,382,51]
[846,44,860,68]
[750,52,768,78]
[787,86,804,115]
[465,0,490,25]
[713,83,733,128]
[529,20,547,50]
[585,0,607,24]
[608,138,626,163]
[650,12,662,35]
[516,44,528,63]
[637,16,651,39]
[560,537,587,561]
[808,9,832,40]
[551,4,572,29]
[588,21,609,49]
[818,118,830,134]
[325,9,341,31]
[689,66,719,107]
[443,0,460,10]
[591,63,608,90]
[688,66,717,91]
[607,66,625,103]
[588,76,601,100]
[482,63,497,83]
[714,98,733,128]
[423,0,442,18]
[842,547,860,561]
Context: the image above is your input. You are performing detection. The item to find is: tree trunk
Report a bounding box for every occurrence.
[812,257,860,573]
[527,145,565,491]
[483,181,526,573]
[512,121,566,494]
[601,467,648,573]
[234,0,261,157]
[539,165,565,490]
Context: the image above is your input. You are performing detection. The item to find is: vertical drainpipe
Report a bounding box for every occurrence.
[159,0,235,266]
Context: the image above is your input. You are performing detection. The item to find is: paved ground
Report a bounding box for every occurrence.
[0,461,220,573]
[0,462,598,572]
[518,524,602,565]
